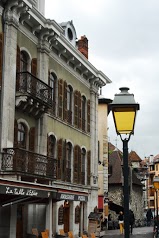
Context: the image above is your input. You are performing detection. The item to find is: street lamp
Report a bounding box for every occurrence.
[109,87,140,238]
[153,177,159,237]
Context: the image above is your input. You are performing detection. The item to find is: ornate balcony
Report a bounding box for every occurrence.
[1,148,57,181]
[16,72,53,118]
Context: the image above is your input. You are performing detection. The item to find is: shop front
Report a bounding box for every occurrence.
[0,179,56,238]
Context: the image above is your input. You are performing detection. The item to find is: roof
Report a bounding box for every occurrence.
[154,154,159,163]
[108,148,123,184]
[129,150,142,163]
[108,142,143,187]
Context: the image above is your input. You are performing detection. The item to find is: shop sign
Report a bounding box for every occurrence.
[0,185,54,198]
[57,192,88,202]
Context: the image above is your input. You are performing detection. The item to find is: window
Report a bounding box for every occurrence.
[64,142,72,182]
[49,72,57,101]
[20,51,28,72]
[67,85,73,124]
[49,72,57,115]
[47,135,56,157]
[18,123,27,149]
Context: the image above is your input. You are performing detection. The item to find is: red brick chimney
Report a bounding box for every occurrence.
[77,35,88,59]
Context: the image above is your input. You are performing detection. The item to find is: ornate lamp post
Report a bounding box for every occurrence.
[109,87,140,238]
[153,177,159,237]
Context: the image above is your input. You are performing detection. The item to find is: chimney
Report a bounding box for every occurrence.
[77,35,88,59]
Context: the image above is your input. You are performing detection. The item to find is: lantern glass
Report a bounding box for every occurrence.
[112,107,136,134]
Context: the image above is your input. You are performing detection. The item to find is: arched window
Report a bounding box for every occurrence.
[81,148,86,185]
[18,123,27,149]
[20,51,28,72]
[67,85,73,124]
[64,142,72,182]
[82,96,86,131]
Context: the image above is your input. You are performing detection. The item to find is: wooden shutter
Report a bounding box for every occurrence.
[78,91,82,129]
[0,33,3,87]
[87,99,90,133]
[14,119,18,147]
[29,127,35,152]
[73,145,78,183]
[31,58,37,76]
[31,58,37,95]
[58,79,63,119]
[16,45,21,91]
[87,150,91,185]
[57,138,63,179]
[78,146,81,184]
[74,91,78,127]
[62,140,67,181]
[63,81,67,121]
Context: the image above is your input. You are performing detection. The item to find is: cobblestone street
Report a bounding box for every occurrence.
[103,226,153,238]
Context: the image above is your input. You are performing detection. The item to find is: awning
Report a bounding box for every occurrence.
[98,196,103,209]
[0,179,57,207]
[108,201,124,214]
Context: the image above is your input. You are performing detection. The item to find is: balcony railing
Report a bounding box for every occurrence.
[16,72,53,107]
[1,148,57,180]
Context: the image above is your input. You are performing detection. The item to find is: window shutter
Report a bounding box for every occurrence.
[87,100,90,133]
[78,146,81,183]
[29,127,35,152]
[87,150,91,185]
[57,138,63,179]
[0,33,3,87]
[63,139,67,181]
[63,81,67,121]
[58,79,63,119]
[78,91,82,129]
[31,58,37,76]
[74,91,78,127]
[14,119,18,147]
[73,145,78,183]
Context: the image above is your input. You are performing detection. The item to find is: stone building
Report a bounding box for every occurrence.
[0,0,111,237]
[108,143,144,222]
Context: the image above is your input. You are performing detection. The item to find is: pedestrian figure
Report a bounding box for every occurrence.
[129,210,135,234]
[146,208,153,226]
[118,211,124,234]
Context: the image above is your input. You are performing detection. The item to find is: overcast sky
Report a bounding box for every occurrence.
[45,0,159,159]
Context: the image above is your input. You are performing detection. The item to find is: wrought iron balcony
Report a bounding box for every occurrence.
[16,72,53,118]
[1,148,57,180]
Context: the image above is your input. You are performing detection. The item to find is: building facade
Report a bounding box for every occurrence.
[97,95,112,221]
[0,1,111,238]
